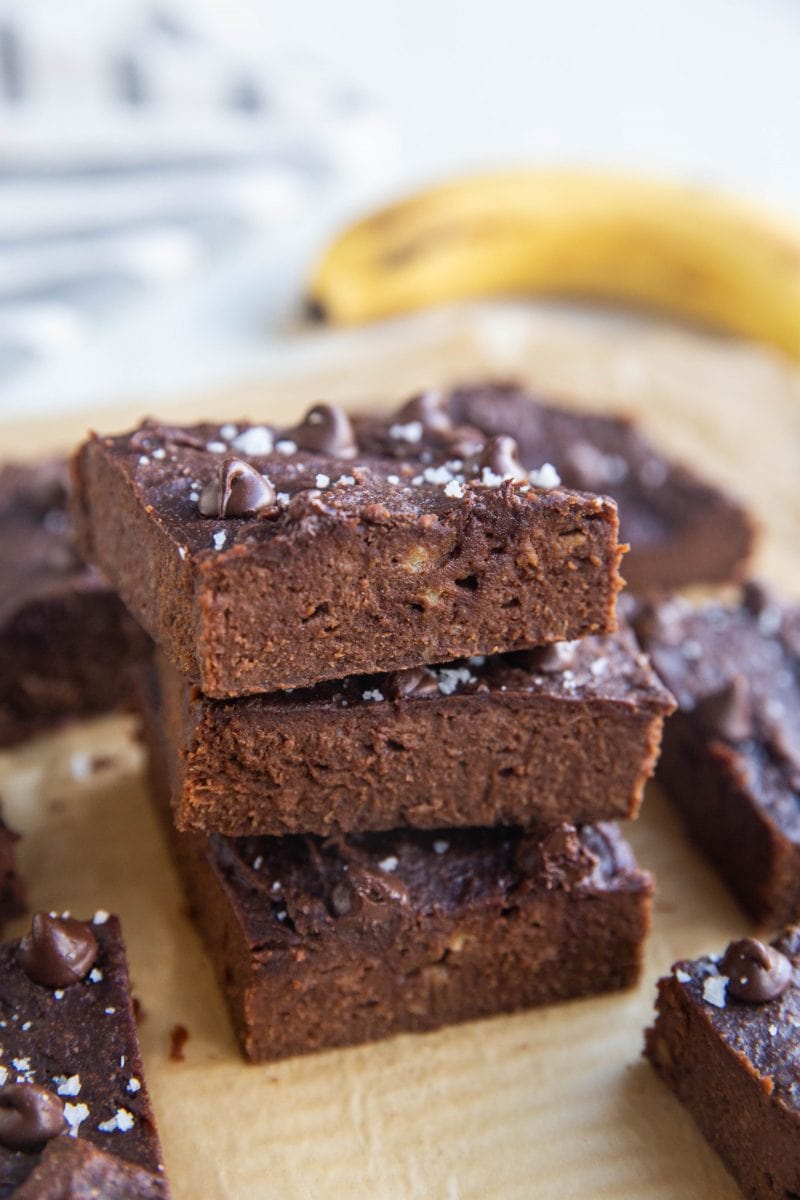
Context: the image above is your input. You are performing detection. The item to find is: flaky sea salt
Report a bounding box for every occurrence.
[232,426,273,456]
[444,480,464,499]
[212,531,227,551]
[55,1074,81,1097]
[362,689,384,702]
[378,856,399,873]
[529,463,561,490]
[702,974,729,1008]
[64,1102,90,1136]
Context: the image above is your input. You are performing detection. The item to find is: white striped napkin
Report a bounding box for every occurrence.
[0,0,388,376]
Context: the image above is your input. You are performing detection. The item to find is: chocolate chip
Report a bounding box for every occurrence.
[396,390,453,435]
[385,667,440,699]
[291,404,357,457]
[18,913,99,988]
[198,457,277,519]
[696,676,752,742]
[476,436,527,482]
[0,1084,66,1151]
[721,937,793,1003]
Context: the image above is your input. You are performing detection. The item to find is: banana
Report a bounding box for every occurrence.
[307,170,800,361]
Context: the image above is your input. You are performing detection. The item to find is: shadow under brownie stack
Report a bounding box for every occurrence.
[72,390,675,1062]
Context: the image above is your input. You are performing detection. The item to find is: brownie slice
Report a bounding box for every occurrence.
[0,913,169,1198]
[166,817,651,1063]
[445,382,755,593]
[72,397,623,698]
[0,813,24,935]
[633,583,800,925]
[646,930,800,1200]
[0,460,150,746]
[157,623,674,836]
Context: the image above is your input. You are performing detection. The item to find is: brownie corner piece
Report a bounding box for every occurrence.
[0,912,170,1197]
[73,398,623,696]
[0,457,149,745]
[645,929,800,1200]
[634,583,800,925]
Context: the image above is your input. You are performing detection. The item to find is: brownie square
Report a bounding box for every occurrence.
[166,817,652,1063]
[0,460,150,746]
[157,624,674,836]
[446,382,755,593]
[0,913,169,1197]
[72,397,623,697]
[646,929,800,1200]
[633,583,800,925]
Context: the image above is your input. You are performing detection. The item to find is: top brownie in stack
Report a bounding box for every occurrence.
[72,394,624,698]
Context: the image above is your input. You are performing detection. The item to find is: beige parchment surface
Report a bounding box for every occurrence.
[1,304,799,1200]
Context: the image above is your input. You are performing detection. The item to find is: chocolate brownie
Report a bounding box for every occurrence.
[168,817,651,1062]
[445,382,755,593]
[0,814,24,935]
[633,583,800,925]
[0,460,150,746]
[72,397,624,697]
[646,930,800,1200]
[0,913,169,1198]
[157,622,674,836]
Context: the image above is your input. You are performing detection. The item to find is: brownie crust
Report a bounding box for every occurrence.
[633,585,800,926]
[645,929,800,1200]
[446,382,756,593]
[158,625,674,836]
[72,404,623,697]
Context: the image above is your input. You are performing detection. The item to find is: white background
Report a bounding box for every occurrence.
[4,0,800,414]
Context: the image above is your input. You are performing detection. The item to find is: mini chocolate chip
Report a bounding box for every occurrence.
[696,676,752,742]
[721,937,793,1003]
[385,667,441,699]
[0,1084,66,1151]
[396,389,453,435]
[476,436,527,482]
[18,913,99,988]
[198,457,277,519]
[291,404,357,457]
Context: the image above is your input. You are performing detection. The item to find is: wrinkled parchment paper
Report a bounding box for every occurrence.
[2,303,799,1199]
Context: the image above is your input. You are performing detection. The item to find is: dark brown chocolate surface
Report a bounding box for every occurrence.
[169,814,651,1063]
[645,927,800,1200]
[72,399,623,697]
[0,815,24,935]
[0,915,169,1198]
[445,382,755,593]
[633,585,800,925]
[158,622,674,836]
[0,460,150,746]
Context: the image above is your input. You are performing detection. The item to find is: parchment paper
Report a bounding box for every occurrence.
[1,303,799,1199]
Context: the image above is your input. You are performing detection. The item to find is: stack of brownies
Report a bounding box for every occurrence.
[72,390,675,1061]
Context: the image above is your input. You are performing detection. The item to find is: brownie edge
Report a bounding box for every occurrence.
[72,403,624,697]
[645,929,800,1200]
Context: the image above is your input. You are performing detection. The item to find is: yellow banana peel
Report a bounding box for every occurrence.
[307,170,800,362]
